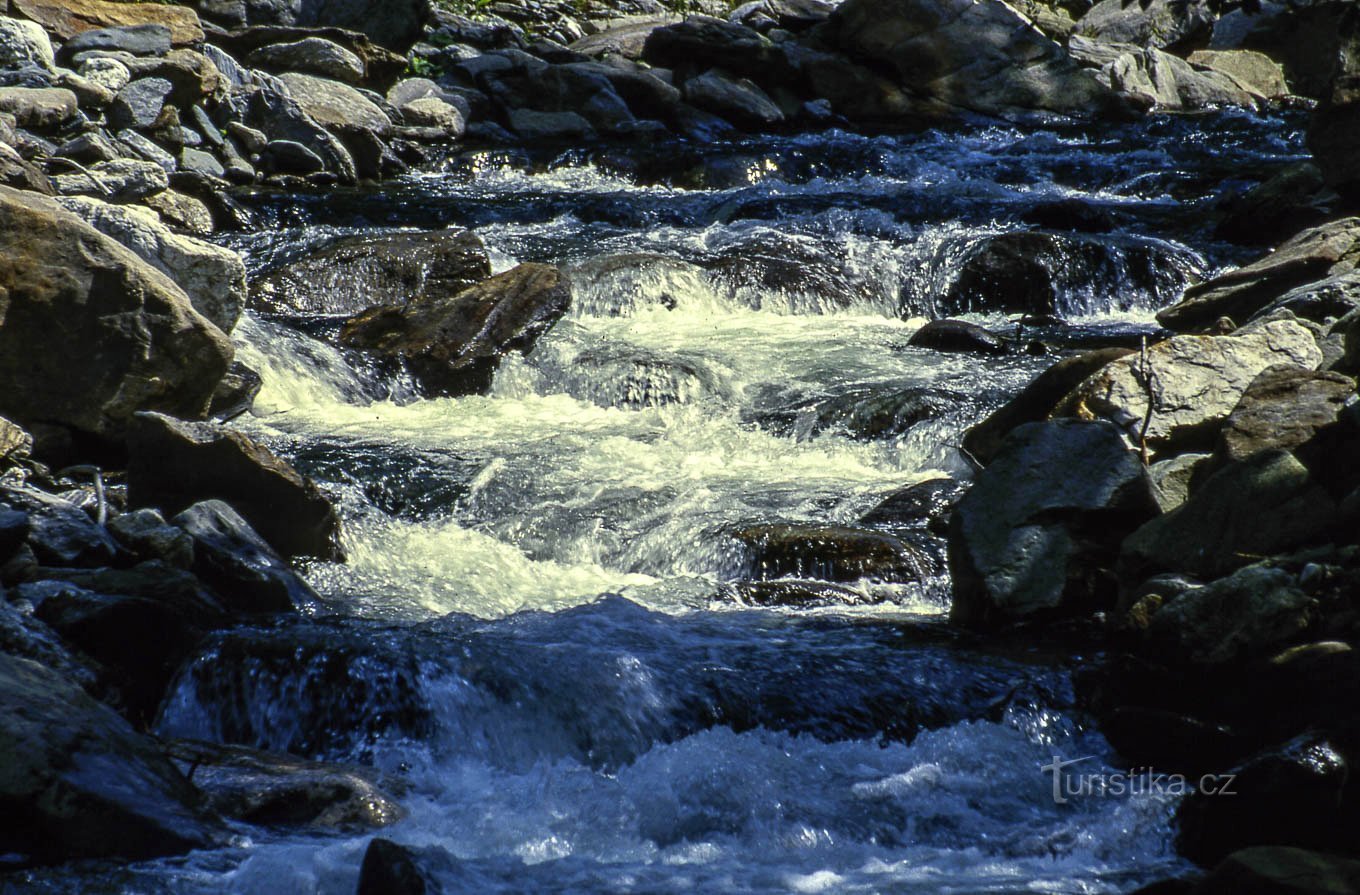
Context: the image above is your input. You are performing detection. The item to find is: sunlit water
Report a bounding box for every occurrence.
[13,113,1307,893]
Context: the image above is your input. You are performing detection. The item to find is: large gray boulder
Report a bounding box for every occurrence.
[1057,319,1323,455]
[0,15,54,70]
[276,71,390,136]
[830,0,1121,119]
[1073,0,1217,51]
[949,419,1159,627]
[57,196,246,334]
[0,652,223,865]
[1103,48,1257,110]
[0,186,232,448]
[247,37,366,84]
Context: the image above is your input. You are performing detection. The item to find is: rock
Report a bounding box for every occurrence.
[1104,48,1257,111]
[1207,366,1356,472]
[55,131,120,165]
[961,347,1135,465]
[0,597,101,695]
[236,84,358,183]
[56,196,245,334]
[144,187,214,237]
[107,507,194,569]
[55,69,115,109]
[682,69,783,129]
[59,24,173,60]
[247,37,365,84]
[0,185,231,448]
[1073,0,1216,51]
[340,263,572,397]
[1059,320,1324,455]
[10,0,205,47]
[1197,847,1360,895]
[260,139,324,176]
[908,319,1009,355]
[124,49,223,108]
[505,107,595,142]
[164,740,404,830]
[226,121,267,153]
[0,141,50,194]
[117,129,178,173]
[172,500,319,614]
[1187,49,1290,100]
[54,156,169,200]
[727,523,934,583]
[1121,451,1338,584]
[859,477,966,538]
[108,77,173,131]
[0,15,54,70]
[0,652,222,866]
[1,485,120,568]
[571,15,673,61]
[211,0,428,53]
[0,416,33,470]
[830,0,1120,119]
[1215,162,1332,249]
[250,229,490,317]
[399,97,463,135]
[949,419,1159,627]
[1159,218,1360,333]
[276,72,390,136]
[1255,272,1360,326]
[1149,452,1207,513]
[1178,736,1357,866]
[1310,103,1360,201]
[127,412,343,561]
[208,361,262,421]
[643,17,785,82]
[358,838,429,895]
[0,86,76,129]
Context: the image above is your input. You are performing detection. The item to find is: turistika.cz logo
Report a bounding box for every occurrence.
[1040,755,1238,805]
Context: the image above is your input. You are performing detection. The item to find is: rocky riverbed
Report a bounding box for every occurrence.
[2,0,1360,893]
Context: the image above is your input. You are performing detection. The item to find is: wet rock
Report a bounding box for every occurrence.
[503,106,599,144]
[172,500,319,614]
[0,15,55,70]
[1073,0,1216,51]
[1178,735,1358,866]
[128,412,343,562]
[728,523,934,583]
[60,24,172,61]
[0,652,222,866]
[1058,319,1323,456]
[1197,847,1360,895]
[165,740,404,830]
[1,486,121,568]
[251,229,490,317]
[107,507,194,569]
[1206,366,1355,473]
[961,347,1135,465]
[208,361,263,422]
[358,838,430,895]
[800,386,960,441]
[859,477,966,538]
[949,419,1159,627]
[1121,451,1338,584]
[721,579,878,608]
[54,156,169,200]
[340,263,572,397]
[57,196,246,334]
[831,0,1119,119]
[682,69,783,129]
[247,37,365,84]
[0,86,76,130]
[1160,218,1360,333]
[13,0,203,45]
[908,319,1009,355]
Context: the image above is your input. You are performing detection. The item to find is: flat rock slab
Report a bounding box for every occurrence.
[11,0,204,46]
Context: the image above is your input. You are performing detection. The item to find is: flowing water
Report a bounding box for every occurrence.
[16,112,1308,893]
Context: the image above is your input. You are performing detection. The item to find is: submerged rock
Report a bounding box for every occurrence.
[949,419,1158,627]
[340,263,572,397]
[0,652,222,866]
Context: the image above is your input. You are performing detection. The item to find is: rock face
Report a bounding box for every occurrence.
[250,230,491,317]
[340,263,572,397]
[0,186,231,450]
[1159,219,1360,332]
[949,419,1158,627]
[127,412,343,562]
[830,0,1119,118]
[1059,319,1323,455]
[9,0,205,46]
[0,652,222,866]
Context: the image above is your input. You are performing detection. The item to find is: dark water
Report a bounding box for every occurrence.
[15,110,1307,893]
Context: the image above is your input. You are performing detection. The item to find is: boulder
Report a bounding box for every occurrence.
[0,15,54,70]
[9,0,205,46]
[642,16,787,82]
[203,0,428,53]
[250,229,490,317]
[727,523,934,583]
[830,0,1120,119]
[682,69,783,129]
[144,187,215,237]
[1103,48,1256,110]
[506,108,596,141]
[54,156,170,201]
[1,485,120,568]
[858,477,966,538]
[571,15,673,61]
[1311,101,1360,201]
[961,347,1135,464]
[128,412,343,561]
[1159,218,1360,332]
[0,652,222,866]
[949,419,1159,627]
[107,507,194,569]
[1187,48,1290,100]
[236,84,358,183]
[247,37,365,84]
[164,740,404,830]
[0,141,50,194]
[1120,451,1338,584]
[0,597,101,695]
[1058,319,1323,455]
[0,186,231,449]
[1073,0,1216,51]
[57,196,245,334]
[399,97,464,135]
[205,24,407,86]
[172,500,319,614]
[1149,452,1207,513]
[276,72,391,136]
[1197,847,1360,895]
[124,49,223,108]
[1207,366,1356,471]
[908,319,1009,355]
[339,263,572,397]
[0,86,76,129]
[59,24,173,60]
[358,838,431,895]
